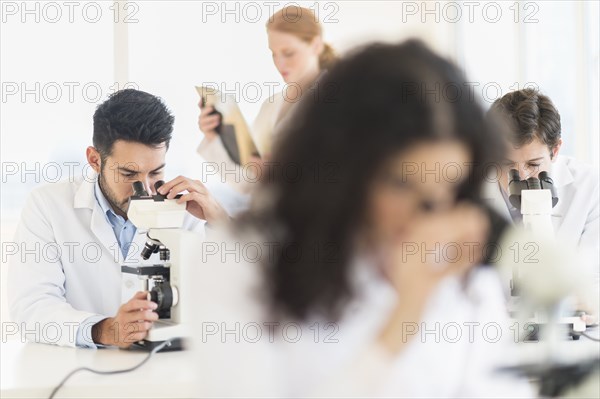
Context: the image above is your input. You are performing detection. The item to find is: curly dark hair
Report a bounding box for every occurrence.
[244,39,505,322]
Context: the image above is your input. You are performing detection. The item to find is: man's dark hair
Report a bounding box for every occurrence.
[489,88,561,152]
[93,89,174,158]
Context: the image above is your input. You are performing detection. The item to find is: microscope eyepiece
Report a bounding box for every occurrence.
[132,181,149,197]
[538,171,559,207]
[538,171,553,184]
[508,169,524,209]
[509,169,521,182]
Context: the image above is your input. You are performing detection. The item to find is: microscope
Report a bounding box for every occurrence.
[506,168,586,339]
[121,180,202,351]
[496,169,599,397]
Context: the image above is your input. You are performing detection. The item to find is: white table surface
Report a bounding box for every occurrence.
[0,340,198,398]
[2,329,598,398]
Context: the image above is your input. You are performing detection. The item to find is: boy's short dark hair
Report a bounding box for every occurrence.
[93,89,174,158]
[489,88,561,152]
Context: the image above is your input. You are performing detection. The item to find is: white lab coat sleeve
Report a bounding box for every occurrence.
[580,180,600,249]
[75,314,108,348]
[7,189,103,348]
[197,135,234,166]
[455,269,535,398]
[191,230,282,397]
[580,178,600,293]
[306,343,395,398]
[196,136,253,195]
[313,274,533,398]
[181,212,207,235]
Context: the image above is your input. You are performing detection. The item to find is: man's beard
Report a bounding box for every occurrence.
[98,171,129,217]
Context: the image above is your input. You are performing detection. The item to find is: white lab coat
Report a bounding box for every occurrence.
[7,175,205,347]
[190,229,534,398]
[482,155,600,298]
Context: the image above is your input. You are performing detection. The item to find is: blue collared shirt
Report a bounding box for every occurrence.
[94,180,137,258]
[75,180,137,348]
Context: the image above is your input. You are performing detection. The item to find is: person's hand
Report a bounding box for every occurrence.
[378,204,490,355]
[387,203,489,297]
[198,100,221,142]
[92,291,158,348]
[577,311,598,327]
[157,175,229,225]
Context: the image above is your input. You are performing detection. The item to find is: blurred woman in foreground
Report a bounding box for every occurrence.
[191,40,533,397]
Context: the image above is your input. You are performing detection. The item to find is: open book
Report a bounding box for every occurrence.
[195,86,259,166]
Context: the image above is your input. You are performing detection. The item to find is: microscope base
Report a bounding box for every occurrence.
[134,320,188,351]
[524,318,586,341]
[507,297,587,341]
[133,337,184,352]
[499,358,600,398]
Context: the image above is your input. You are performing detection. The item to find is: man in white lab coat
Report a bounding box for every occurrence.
[8,89,228,348]
[483,88,599,315]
